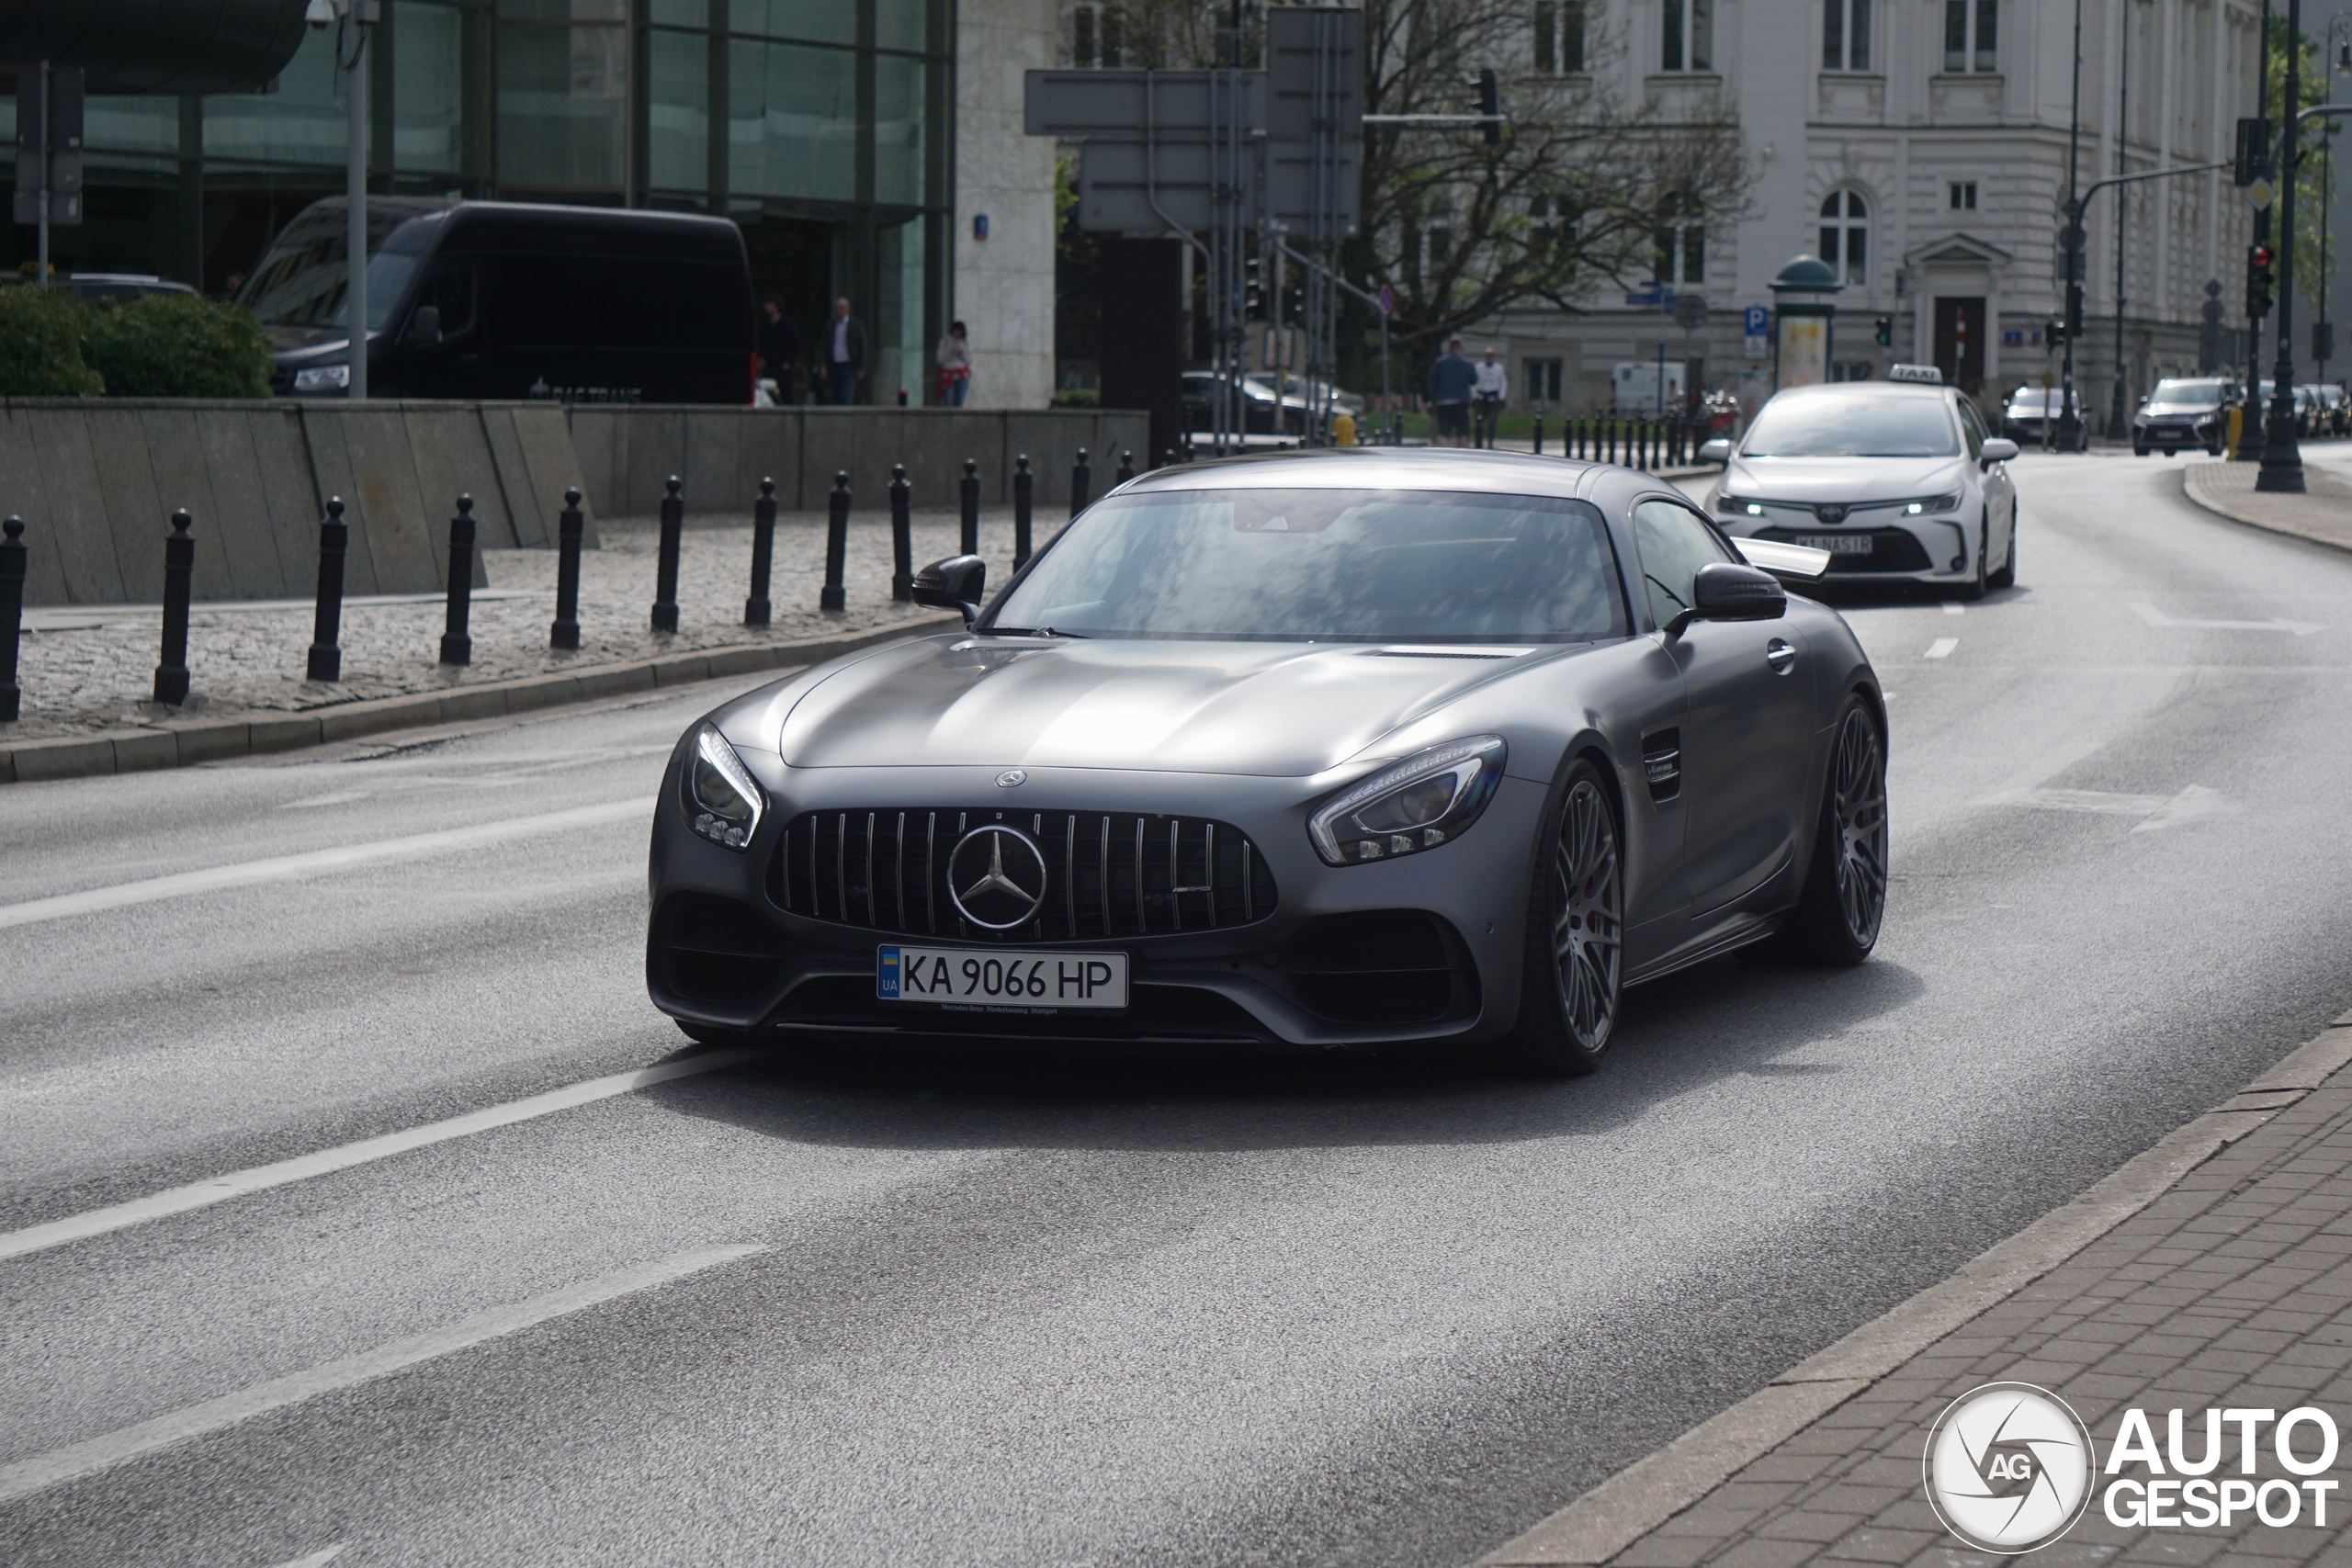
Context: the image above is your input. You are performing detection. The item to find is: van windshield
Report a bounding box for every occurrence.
[239,212,433,333]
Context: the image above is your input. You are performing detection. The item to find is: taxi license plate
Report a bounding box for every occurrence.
[877,945,1129,1010]
[1794,534,1874,556]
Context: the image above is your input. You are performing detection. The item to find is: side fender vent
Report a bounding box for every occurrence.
[1642,728,1682,803]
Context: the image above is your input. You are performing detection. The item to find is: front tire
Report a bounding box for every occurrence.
[1773,699,1888,965]
[1502,760,1624,1077]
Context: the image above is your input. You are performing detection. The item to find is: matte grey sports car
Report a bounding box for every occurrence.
[646,449,1888,1075]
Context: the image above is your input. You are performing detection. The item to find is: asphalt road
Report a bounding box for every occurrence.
[4,453,2350,1568]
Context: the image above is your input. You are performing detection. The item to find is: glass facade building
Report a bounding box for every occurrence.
[0,0,956,404]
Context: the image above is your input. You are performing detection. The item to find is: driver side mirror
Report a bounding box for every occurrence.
[403,304,442,346]
[1698,437,1733,466]
[1665,562,1786,637]
[1979,436,2018,468]
[912,554,987,626]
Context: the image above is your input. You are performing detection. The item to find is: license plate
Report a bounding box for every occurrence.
[2154,427,2188,440]
[1794,533,1874,556]
[877,945,1130,1010]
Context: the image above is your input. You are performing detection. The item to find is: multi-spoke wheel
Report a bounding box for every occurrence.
[1771,697,1888,964]
[1505,759,1623,1076]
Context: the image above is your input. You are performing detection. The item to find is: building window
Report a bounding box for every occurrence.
[1534,2,1586,72]
[1944,0,1997,72]
[1654,196,1703,285]
[1524,357,1565,404]
[1529,194,1579,255]
[497,0,629,192]
[1823,0,1871,69]
[1073,6,1122,67]
[1818,189,1868,285]
[1949,180,1978,209]
[1425,225,1453,268]
[1662,0,1713,71]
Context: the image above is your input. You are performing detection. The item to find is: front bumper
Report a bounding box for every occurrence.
[1717,504,1976,583]
[645,747,1545,1051]
[2133,416,2222,447]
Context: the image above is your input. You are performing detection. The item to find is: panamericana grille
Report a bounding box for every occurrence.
[772,809,1278,942]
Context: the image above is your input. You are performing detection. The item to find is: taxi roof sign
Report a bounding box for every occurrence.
[1887,363,1943,384]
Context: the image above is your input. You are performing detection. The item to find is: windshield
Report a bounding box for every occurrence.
[239,217,426,333]
[1740,393,1959,457]
[985,489,1629,643]
[2149,378,2226,408]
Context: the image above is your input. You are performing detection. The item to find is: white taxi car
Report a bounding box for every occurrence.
[1701,368,2019,598]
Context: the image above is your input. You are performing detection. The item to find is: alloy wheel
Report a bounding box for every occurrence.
[1829,707,1890,948]
[1553,778,1623,1051]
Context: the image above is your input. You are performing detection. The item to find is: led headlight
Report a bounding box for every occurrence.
[1307,736,1505,866]
[684,722,764,849]
[292,364,351,392]
[1904,491,1963,515]
[1716,493,1765,516]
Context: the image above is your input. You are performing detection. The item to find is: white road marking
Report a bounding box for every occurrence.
[1973,784,2242,832]
[0,1047,763,1264]
[1942,603,1965,615]
[2129,601,2325,636]
[0,796,656,931]
[1924,637,1959,659]
[0,1245,765,1506]
[266,1547,346,1568]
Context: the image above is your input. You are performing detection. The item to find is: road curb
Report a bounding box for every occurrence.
[0,616,959,786]
[1478,1015,2352,1567]
[2177,464,2352,557]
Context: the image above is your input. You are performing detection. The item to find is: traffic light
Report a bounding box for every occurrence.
[2247,244,2276,321]
[1872,315,1892,347]
[2234,117,2271,187]
[1476,69,1501,145]
[2046,318,2067,347]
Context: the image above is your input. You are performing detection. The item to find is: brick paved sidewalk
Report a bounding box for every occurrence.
[1487,1011,2352,1567]
[2181,460,2352,557]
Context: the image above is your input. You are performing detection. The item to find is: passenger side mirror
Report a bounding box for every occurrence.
[1666,562,1785,637]
[912,554,987,626]
[1979,436,2018,468]
[1698,437,1733,466]
[404,304,442,346]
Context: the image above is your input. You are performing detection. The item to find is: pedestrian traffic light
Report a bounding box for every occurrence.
[2247,244,2276,320]
[1476,69,1501,145]
[1872,315,1892,347]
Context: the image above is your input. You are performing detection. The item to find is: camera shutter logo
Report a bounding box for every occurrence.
[1923,1382,2098,1553]
[946,825,1048,930]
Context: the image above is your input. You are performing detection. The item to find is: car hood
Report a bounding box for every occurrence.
[767,633,1555,776]
[2139,403,2221,416]
[1724,455,1971,502]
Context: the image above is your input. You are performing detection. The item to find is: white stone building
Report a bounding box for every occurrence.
[1481,0,2268,416]
[956,1,1063,410]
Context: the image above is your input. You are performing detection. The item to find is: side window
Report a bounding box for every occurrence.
[1632,498,1736,629]
[1954,395,1986,457]
[420,258,473,335]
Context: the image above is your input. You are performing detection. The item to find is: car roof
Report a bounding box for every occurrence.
[1765,380,1951,400]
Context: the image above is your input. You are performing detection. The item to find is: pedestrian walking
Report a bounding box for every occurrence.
[1473,345,1508,446]
[823,297,866,406]
[1429,338,1477,448]
[756,296,800,406]
[936,320,973,408]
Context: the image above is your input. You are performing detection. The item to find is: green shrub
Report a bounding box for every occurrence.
[0,287,104,397]
[83,292,274,400]
[1051,387,1101,408]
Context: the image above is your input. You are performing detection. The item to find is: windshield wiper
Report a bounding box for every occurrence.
[988,626,1090,639]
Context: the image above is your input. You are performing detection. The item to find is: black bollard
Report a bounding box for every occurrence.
[1069,447,1091,519]
[652,475,683,633]
[1532,412,1544,456]
[153,510,194,706]
[0,516,24,723]
[745,476,776,627]
[1115,449,1135,485]
[1161,447,1177,469]
[889,463,913,603]
[959,457,980,557]
[821,470,849,612]
[1012,454,1034,567]
[440,493,477,666]
[551,487,584,649]
[306,497,348,682]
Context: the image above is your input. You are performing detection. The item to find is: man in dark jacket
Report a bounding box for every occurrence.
[823,297,866,406]
[756,297,800,404]
[1428,338,1477,446]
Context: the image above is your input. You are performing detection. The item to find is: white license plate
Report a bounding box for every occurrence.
[876,945,1129,1010]
[1793,534,1874,556]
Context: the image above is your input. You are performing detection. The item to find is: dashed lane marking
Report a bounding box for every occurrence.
[266,1547,346,1568]
[2129,601,2326,635]
[1973,784,2241,832]
[0,1245,766,1506]
[0,1048,764,1265]
[1925,637,1959,659]
[1943,603,1965,615]
[0,796,656,931]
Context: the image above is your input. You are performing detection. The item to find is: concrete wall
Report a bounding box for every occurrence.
[564,406,1153,518]
[953,0,1058,412]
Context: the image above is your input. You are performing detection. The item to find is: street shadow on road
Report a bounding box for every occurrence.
[648,956,1928,1154]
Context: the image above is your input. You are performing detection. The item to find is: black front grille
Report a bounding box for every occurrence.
[772,809,1279,942]
[1755,526,1935,572]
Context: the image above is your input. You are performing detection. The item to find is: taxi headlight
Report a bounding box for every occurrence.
[1905,491,1963,515]
[684,723,764,850]
[1308,736,1505,866]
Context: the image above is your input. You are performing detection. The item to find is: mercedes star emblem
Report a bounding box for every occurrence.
[946,825,1048,930]
[995,769,1027,788]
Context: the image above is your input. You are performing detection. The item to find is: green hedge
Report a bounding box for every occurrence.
[0,288,276,399]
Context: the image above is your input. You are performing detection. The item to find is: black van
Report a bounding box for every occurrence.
[237,197,755,404]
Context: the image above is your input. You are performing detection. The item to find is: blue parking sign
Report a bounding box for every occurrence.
[1744,305,1770,337]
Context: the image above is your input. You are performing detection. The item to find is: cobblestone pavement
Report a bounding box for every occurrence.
[2181,457,2352,556]
[1565,1015,2352,1568]
[3,508,1041,740]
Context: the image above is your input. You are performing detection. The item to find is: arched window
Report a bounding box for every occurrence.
[1818,190,1869,285]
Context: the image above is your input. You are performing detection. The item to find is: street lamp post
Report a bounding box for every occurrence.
[311,0,377,400]
[2108,0,2132,440]
[2058,0,2087,449]
[2243,0,2275,462]
[2260,0,2309,491]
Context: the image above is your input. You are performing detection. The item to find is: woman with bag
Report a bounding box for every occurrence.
[935,320,973,407]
